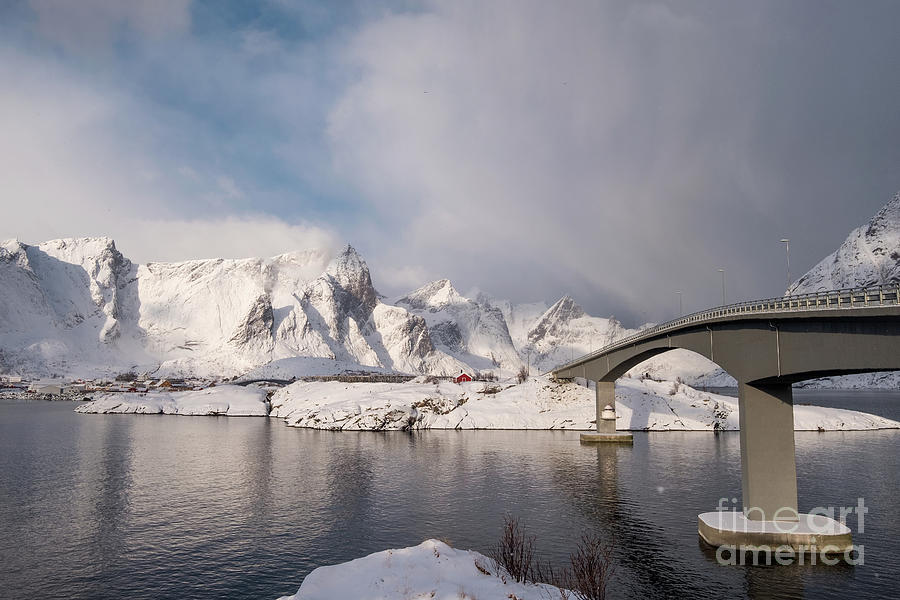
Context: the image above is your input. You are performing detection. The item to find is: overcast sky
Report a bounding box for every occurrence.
[1,0,898,325]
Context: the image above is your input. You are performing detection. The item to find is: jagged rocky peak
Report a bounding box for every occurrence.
[398,279,466,310]
[41,235,118,255]
[0,239,29,267]
[527,295,585,343]
[323,245,378,311]
[790,190,900,294]
[543,295,585,322]
[865,191,900,238]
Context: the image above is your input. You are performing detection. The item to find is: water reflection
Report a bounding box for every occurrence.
[91,416,134,574]
[0,402,896,600]
[550,439,724,598]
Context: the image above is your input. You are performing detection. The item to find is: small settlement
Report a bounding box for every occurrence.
[0,373,214,400]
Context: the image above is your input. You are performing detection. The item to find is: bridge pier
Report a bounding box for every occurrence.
[698,381,852,554]
[580,381,633,443]
[739,382,798,520]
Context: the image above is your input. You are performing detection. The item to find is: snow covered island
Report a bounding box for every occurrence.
[76,375,899,431]
[276,539,565,600]
[268,376,899,431]
[74,385,269,416]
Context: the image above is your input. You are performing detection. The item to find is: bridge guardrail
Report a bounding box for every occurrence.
[553,284,900,373]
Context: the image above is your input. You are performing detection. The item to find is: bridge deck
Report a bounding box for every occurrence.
[553,285,900,375]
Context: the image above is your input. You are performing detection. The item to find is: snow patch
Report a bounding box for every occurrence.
[275,539,563,600]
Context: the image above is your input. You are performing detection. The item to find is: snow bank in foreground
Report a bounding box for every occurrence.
[276,539,563,600]
[270,376,900,431]
[75,385,269,416]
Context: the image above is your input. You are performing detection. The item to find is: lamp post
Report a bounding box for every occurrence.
[780,238,791,294]
[676,291,683,317]
[718,269,726,305]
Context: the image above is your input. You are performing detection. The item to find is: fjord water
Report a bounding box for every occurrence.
[0,398,897,600]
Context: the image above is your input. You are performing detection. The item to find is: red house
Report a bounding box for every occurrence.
[454,372,472,384]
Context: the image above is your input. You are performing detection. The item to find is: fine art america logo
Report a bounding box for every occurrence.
[712,497,867,566]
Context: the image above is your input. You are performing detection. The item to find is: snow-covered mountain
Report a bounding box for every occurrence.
[1,237,631,379]
[519,296,630,372]
[789,190,900,294]
[0,237,144,376]
[6,187,900,386]
[394,279,522,371]
[0,238,466,378]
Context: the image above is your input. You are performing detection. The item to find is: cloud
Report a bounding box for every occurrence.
[326,0,900,319]
[115,216,338,263]
[0,45,337,264]
[2,1,900,324]
[28,0,191,53]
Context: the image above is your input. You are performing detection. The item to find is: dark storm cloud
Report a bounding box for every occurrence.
[330,0,900,323]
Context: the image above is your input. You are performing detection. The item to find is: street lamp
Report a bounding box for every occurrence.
[675,291,683,317]
[718,269,726,305]
[780,238,791,295]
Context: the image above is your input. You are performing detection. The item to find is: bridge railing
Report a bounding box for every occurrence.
[554,283,900,373]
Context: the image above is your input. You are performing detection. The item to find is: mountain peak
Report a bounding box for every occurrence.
[322,244,378,313]
[546,295,585,320]
[525,295,586,345]
[790,190,900,294]
[325,245,369,280]
[397,278,466,310]
[865,190,900,238]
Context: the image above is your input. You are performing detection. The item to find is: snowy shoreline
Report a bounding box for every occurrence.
[74,377,900,431]
[74,385,269,417]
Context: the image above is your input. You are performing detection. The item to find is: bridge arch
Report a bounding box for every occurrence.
[554,299,900,532]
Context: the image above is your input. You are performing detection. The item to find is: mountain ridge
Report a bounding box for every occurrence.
[0,237,623,379]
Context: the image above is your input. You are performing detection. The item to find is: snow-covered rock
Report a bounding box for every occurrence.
[522,296,631,372]
[395,279,523,371]
[276,539,564,600]
[75,385,270,416]
[471,289,548,350]
[0,237,147,377]
[269,375,899,431]
[789,190,900,294]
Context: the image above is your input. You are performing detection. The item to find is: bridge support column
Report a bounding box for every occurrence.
[596,381,614,433]
[738,382,797,521]
[698,382,852,554]
[580,381,632,444]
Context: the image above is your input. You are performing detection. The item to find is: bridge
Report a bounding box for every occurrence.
[552,285,900,553]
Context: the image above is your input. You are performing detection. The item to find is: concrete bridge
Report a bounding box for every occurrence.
[552,285,900,552]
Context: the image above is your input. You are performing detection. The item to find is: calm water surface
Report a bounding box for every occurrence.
[0,394,897,600]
